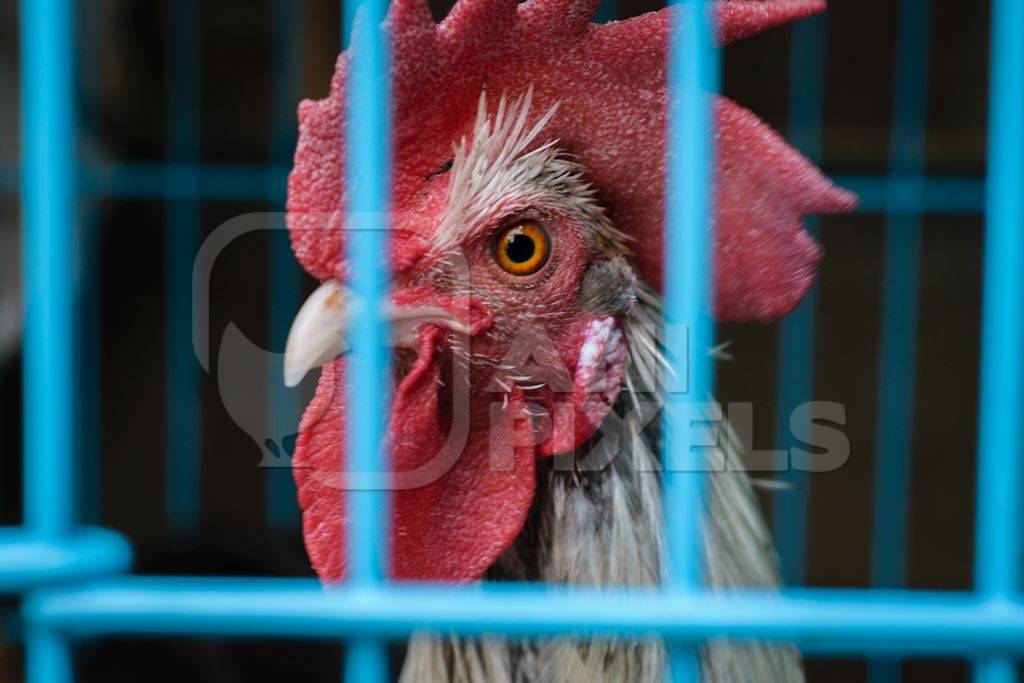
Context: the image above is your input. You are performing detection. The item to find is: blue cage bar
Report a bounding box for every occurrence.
[2,0,1022,682]
[164,0,203,535]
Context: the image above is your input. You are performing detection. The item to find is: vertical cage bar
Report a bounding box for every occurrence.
[867,219,922,683]
[974,0,1024,599]
[77,0,102,525]
[22,0,78,679]
[665,0,718,679]
[266,0,306,533]
[871,4,929,679]
[343,0,390,676]
[77,207,102,524]
[870,0,929,595]
[21,0,77,539]
[976,657,1018,683]
[165,0,202,533]
[26,626,73,683]
[973,0,1024,679]
[869,216,920,589]
[3,2,14,523]
[772,14,825,586]
[346,637,388,683]
[345,0,389,592]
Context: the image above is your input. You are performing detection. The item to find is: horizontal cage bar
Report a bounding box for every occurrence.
[23,579,1024,656]
[0,529,131,594]
[0,164,989,214]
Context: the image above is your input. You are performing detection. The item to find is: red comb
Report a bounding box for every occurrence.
[288,0,856,321]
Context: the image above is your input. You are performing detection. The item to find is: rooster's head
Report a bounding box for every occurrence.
[284,0,856,583]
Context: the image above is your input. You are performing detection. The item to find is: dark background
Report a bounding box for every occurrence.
[0,0,994,680]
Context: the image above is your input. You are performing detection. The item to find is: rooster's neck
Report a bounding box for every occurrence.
[398,288,803,682]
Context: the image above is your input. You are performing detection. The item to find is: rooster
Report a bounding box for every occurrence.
[282,0,857,680]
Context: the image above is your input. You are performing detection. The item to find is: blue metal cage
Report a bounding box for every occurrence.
[2,0,1022,681]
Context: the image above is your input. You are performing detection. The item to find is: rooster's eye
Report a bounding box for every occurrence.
[494,221,551,276]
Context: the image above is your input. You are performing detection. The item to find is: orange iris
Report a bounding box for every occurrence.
[494,221,550,276]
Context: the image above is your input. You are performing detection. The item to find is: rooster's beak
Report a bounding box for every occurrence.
[282,278,471,388]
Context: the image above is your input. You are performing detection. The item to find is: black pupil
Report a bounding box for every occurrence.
[504,232,536,264]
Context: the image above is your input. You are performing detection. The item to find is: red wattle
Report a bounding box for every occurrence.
[292,352,536,582]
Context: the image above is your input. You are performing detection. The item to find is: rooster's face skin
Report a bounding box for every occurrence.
[285,91,640,582]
